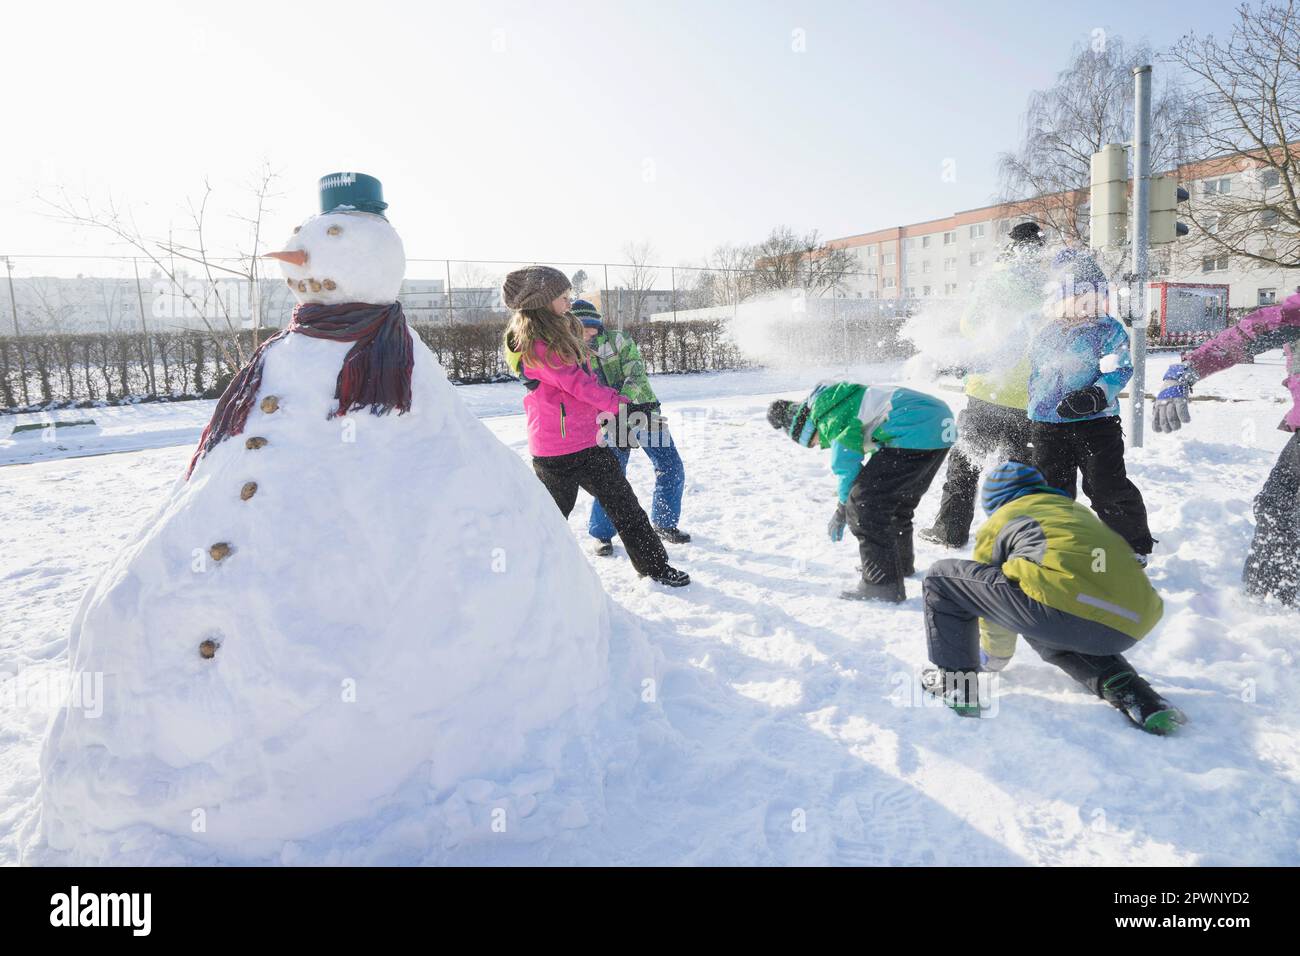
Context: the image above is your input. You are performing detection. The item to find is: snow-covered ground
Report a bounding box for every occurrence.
[3,355,1298,865]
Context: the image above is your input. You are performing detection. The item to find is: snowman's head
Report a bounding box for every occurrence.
[266,210,405,306]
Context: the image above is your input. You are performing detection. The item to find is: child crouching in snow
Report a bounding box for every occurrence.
[768,381,955,603]
[502,266,689,587]
[920,461,1181,734]
[1027,248,1154,561]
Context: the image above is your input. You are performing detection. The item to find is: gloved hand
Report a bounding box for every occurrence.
[828,503,847,543]
[1152,363,1197,434]
[1055,384,1108,420]
[979,647,1013,672]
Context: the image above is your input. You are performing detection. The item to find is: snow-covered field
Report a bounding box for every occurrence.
[2,355,1298,865]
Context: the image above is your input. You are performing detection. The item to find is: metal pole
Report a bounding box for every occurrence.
[1130,64,1152,448]
[3,256,19,335]
[445,259,454,325]
[671,266,678,322]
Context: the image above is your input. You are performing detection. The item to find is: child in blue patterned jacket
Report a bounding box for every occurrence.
[1026,249,1154,559]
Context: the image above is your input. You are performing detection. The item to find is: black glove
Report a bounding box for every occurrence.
[828,503,847,542]
[1055,385,1108,420]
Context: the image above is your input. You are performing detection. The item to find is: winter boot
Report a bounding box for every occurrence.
[1101,671,1187,735]
[655,526,692,544]
[592,538,614,557]
[840,578,906,604]
[921,666,982,718]
[644,565,690,588]
[919,526,966,549]
[898,534,916,578]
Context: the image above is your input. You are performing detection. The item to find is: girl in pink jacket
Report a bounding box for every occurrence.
[502,265,689,587]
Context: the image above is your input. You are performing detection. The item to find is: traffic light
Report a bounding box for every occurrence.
[1089,144,1129,250]
[1149,174,1191,244]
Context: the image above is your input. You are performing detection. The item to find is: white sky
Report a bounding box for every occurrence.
[1,0,1231,273]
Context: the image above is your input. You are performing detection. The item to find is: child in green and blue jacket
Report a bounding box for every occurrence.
[768,381,955,603]
[574,300,690,553]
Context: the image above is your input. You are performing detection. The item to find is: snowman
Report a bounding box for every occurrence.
[33,174,618,863]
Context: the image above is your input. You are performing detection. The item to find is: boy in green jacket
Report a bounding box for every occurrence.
[920,461,1184,734]
[574,300,691,554]
[769,381,955,603]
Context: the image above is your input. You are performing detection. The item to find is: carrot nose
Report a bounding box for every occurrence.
[264,249,309,266]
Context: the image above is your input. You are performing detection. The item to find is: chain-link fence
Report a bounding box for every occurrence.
[0,253,920,411]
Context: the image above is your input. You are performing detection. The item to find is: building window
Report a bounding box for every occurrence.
[1201,255,1230,273]
[883,252,896,266]
[943,230,956,245]
[922,260,932,274]
[1204,213,1220,234]
[1260,169,1280,189]
[944,282,958,295]
[907,261,918,275]
[969,223,986,240]
[944,257,957,272]
[1261,209,1280,228]
[1259,289,1277,306]
[865,244,877,257]
[904,286,916,298]
[883,276,895,289]
[969,251,985,267]
[922,285,933,296]
[921,235,932,249]
[1203,177,1232,195]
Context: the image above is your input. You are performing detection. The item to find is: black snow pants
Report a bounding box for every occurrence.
[847,447,949,587]
[1244,431,1300,606]
[922,558,1138,695]
[532,445,669,576]
[1030,416,1155,556]
[926,397,1034,546]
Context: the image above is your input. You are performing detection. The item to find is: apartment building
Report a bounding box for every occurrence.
[829,153,1298,310]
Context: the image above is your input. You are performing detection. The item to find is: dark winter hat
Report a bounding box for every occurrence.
[319,172,388,219]
[502,266,572,312]
[571,299,605,330]
[768,399,817,446]
[1008,221,1044,246]
[980,461,1069,516]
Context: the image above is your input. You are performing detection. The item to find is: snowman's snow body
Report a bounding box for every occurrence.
[36,207,614,860]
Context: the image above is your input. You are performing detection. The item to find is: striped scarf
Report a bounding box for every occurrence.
[186,301,413,479]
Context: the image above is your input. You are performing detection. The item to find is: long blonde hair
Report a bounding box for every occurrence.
[505,307,588,369]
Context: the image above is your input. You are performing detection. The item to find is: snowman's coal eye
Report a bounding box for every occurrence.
[292,226,301,234]
[327,225,342,236]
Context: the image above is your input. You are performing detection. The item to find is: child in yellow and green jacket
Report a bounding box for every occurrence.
[920,461,1183,734]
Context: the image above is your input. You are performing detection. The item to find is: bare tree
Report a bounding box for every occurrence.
[451,263,503,323]
[1168,0,1300,268]
[619,240,659,323]
[997,34,1199,242]
[693,242,758,307]
[40,162,283,369]
[750,226,858,296]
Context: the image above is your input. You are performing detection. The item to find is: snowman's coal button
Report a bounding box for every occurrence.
[308,279,322,293]
[240,481,258,501]
[260,396,279,413]
[199,639,218,660]
[285,278,293,288]
[297,280,307,293]
[323,279,337,291]
[208,542,231,562]
[245,436,268,450]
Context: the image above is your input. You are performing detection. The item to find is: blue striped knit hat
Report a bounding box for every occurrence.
[571,299,604,330]
[981,461,1070,515]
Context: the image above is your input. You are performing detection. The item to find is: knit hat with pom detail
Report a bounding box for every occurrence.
[502,266,572,312]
